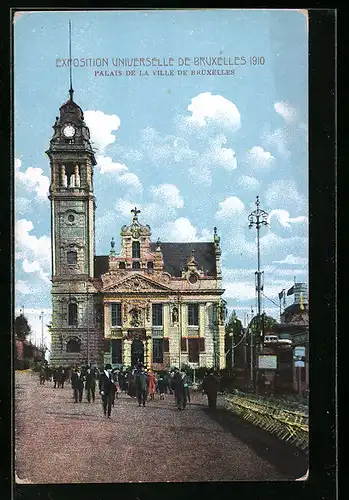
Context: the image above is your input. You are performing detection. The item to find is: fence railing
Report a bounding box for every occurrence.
[224,393,309,452]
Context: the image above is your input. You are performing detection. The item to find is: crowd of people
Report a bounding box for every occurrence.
[38,362,221,418]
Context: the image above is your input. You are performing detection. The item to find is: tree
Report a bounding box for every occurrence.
[225,310,243,344]
[249,313,277,341]
[15,314,31,340]
[225,311,244,369]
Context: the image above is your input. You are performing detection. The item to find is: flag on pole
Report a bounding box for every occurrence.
[278,289,285,300]
[287,285,295,296]
[300,293,304,310]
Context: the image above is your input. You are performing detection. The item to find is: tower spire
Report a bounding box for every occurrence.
[68,20,74,101]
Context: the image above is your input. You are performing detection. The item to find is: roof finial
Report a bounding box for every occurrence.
[68,20,74,101]
[131,206,141,221]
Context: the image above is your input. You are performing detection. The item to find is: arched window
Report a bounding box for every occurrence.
[132,261,141,270]
[147,261,154,273]
[132,241,140,259]
[67,251,77,264]
[68,303,78,326]
[119,262,126,269]
[66,338,81,353]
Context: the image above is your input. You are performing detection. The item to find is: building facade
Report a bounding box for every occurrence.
[47,91,226,369]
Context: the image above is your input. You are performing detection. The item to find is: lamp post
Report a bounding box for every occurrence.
[39,311,44,350]
[86,288,90,367]
[248,195,268,349]
[177,291,182,369]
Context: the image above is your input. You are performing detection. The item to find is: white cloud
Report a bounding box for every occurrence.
[264,180,307,211]
[216,196,245,220]
[22,258,50,282]
[150,184,184,209]
[245,146,275,169]
[16,197,32,215]
[15,219,51,264]
[16,280,34,295]
[268,209,308,228]
[203,135,237,172]
[84,110,120,154]
[15,159,50,200]
[96,155,128,174]
[95,154,142,192]
[185,92,241,129]
[237,175,261,190]
[160,217,201,242]
[140,127,198,167]
[114,199,141,218]
[118,172,143,190]
[262,127,290,158]
[274,101,298,123]
[273,254,308,265]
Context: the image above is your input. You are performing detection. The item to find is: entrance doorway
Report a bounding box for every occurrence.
[131,338,144,366]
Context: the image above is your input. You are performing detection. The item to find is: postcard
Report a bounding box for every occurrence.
[14,8,309,484]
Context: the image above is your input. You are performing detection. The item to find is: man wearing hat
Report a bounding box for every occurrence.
[202,368,220,410]
[99,363,114,418]
[135,365,148,407]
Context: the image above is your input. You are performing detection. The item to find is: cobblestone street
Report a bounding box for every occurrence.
[15,371,307,483]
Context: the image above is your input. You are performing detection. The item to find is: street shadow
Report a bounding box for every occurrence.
[203,407,308,480]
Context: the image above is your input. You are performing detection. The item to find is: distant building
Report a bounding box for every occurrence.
[279,282,309,392]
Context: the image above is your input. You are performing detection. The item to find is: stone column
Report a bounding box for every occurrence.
[123,339,131,367]
[199,303,205,337]
[146,334,152,369]
[218,324,226,369]
[104,302,110,339]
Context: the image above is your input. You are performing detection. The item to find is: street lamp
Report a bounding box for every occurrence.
[248,195,268,348]
[39,311,44,350]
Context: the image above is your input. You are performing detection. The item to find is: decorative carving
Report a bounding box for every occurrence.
[172,306,179,323]
[125,329,146,341]
[103,275,171,293]
[130,307,142,327]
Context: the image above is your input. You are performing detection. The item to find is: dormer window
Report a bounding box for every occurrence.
[147,261,154,273]
[119,262,126,269]
[132,261,140,270]
[132,241,140,259]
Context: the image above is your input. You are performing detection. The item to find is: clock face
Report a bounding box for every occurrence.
[63,125,75,138]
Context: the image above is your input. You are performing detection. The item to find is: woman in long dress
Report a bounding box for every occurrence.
[147,370,156,401]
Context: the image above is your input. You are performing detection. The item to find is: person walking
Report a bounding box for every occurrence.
[173,368,186,410]
[135,366,148,407]
[39,365,46,385]
[85,366,96,403]
[71,367,84,403]
[163,371,170,395]
[99,364,114,418]
[157,374,165,400]
[147,369,156,401]
[202,368,220,410]
[181,368,190,405]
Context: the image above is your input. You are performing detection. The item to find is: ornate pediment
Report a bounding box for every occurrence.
[103,274,172,293]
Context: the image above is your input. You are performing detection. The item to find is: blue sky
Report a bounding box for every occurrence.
[14,9,308,348]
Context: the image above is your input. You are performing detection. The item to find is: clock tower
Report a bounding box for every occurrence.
[46,89,104,367]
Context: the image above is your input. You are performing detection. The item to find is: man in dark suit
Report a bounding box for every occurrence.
[202,368,220,409]
[99,364,114,418]
[71,367,84,403]
[173,368,186,410]
[135,366,147,407]
[85,366,96,403]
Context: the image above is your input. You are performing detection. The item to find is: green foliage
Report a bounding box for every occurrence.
[15,314,31,340]
[225,310,243,344]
